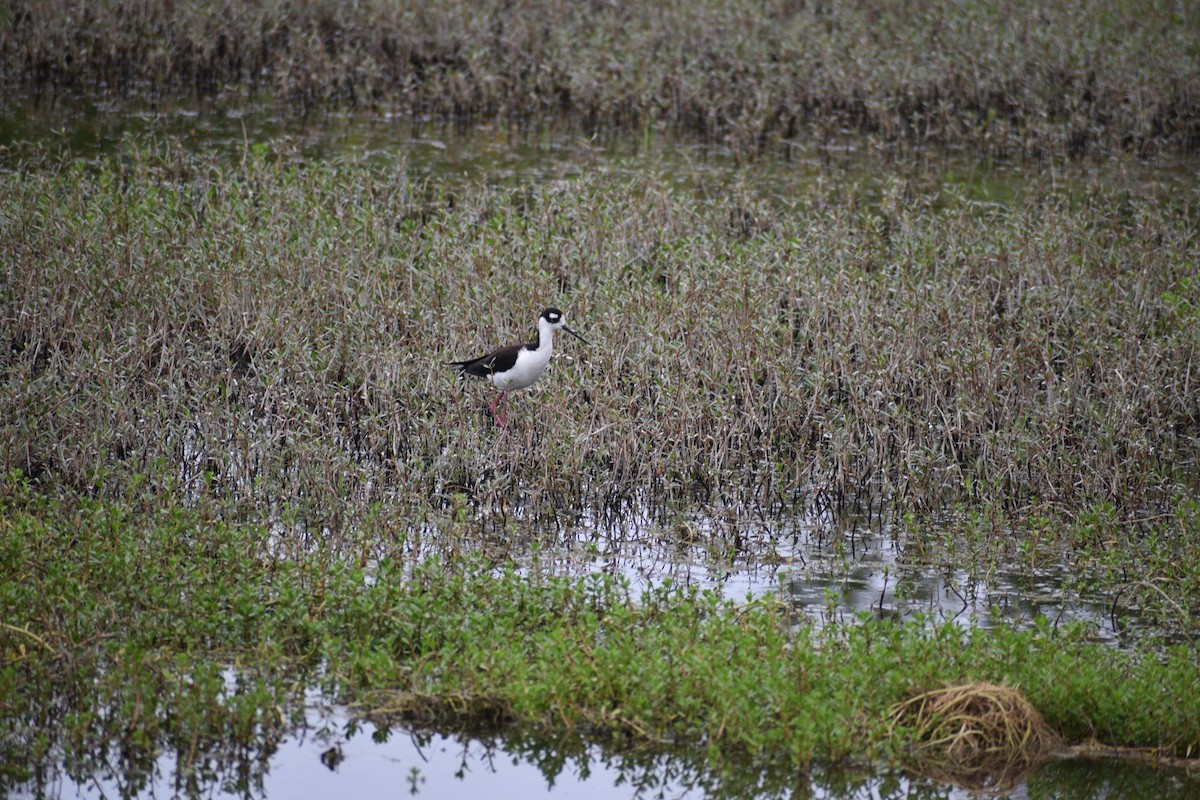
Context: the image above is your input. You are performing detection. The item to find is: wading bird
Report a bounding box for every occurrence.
[447,307,589,428]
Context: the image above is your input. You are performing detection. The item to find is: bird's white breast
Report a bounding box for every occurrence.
[489,345,552,390]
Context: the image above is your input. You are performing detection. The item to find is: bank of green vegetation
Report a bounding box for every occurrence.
[1,478,1198,794]
[2,0,1199,156]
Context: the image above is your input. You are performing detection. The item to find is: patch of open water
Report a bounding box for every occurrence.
[523,506,1132,645]
[341,496,1135,647]
[3,98,1196,206]
[17,701,1198,800]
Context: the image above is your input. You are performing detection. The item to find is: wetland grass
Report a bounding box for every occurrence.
[3,0,1199,156]
[1,481,1198,793]
[2,145,1197,529]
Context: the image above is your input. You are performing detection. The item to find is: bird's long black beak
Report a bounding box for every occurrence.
[563,324,590,345]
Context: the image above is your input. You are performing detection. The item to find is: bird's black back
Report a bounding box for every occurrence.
[447,342,532,378]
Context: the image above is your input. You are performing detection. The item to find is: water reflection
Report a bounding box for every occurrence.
[782,529,1121,642]
[15,701,1198,800]
[516,504,1133,646]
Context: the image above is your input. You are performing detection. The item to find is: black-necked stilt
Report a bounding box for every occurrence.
[448,307,589,428]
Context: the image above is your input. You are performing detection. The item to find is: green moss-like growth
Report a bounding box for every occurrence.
[2,479,1197,792]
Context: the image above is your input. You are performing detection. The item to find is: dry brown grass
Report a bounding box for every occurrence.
[888,682,1060,793]
[1,146,1197,538]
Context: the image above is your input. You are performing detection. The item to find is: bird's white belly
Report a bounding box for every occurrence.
[489,347,551,391]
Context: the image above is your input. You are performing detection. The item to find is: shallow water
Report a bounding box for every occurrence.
[504,501,1139,646]
[3,97,1196,207]
[15,702,1198,800]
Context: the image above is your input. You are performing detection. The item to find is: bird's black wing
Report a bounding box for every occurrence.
[447,343,525,378]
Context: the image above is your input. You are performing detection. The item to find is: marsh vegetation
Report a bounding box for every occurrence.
[3,0,1200,156]
[2,1,1200,797]
[4,147,1197,520]
[3,483,1199,798]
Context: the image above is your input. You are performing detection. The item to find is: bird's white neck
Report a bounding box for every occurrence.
[535,318,557,352]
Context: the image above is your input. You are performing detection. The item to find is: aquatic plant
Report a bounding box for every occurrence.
[2,0,1198,155]
[1,482,1197,794]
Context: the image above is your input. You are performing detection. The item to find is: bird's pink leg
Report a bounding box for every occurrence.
[489,391,508,429]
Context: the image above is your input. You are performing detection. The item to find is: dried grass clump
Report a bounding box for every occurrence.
[888,683,1060,793]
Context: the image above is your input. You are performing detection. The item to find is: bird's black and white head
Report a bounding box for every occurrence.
[538,307,589,344]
